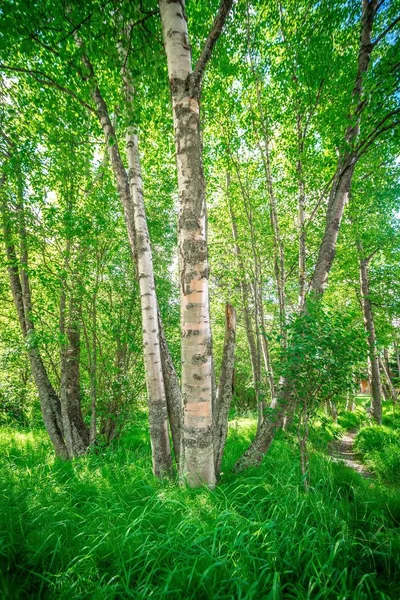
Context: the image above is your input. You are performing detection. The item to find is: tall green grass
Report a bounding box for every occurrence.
[354,426,400,485]
[0,420,399,599]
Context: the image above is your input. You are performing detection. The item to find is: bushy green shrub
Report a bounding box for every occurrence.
[354,426,399,454]
[354,426,400,484]
[308,416,343,450]
[337,411,361,430]
[0,384,30,428]
[366,445,400,485]
[382,409,400,429]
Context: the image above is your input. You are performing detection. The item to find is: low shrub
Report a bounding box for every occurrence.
[364,445,400,485]
[382,408,400,429]
[354,426,399,455]
[337,411,361,430]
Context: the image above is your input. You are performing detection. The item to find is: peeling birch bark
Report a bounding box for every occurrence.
[118,25,173,475]
[126,130,172,477]
[159,0,232,487]
[75,32,175,475]
[164,60,215,486]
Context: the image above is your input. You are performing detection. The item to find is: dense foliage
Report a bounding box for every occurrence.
[0,0,399,596]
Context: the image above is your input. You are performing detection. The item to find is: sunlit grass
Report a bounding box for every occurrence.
[0,419,399,599]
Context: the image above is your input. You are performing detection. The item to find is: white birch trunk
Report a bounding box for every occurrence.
[118,24,174,475]
[160,0,215,488]
[126,130,172,477]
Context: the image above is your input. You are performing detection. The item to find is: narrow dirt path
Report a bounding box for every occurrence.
[329,430,374,478]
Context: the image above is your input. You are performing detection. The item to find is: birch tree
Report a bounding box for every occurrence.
[159,0,233,487]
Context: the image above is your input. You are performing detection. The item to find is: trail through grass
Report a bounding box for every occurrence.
[0,419,399,599]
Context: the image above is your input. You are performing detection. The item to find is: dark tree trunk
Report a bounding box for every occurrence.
[1,179,67,458]
[60,292,90,457]
[213,304,236,478]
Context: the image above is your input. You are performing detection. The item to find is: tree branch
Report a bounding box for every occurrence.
[356,107,400,157]
[372,15,400,47]
[57,12,93,44]
[0,64,95,113]
[193,0,234,87]
[305,173,335,230]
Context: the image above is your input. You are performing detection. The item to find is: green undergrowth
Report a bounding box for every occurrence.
[308,404,370,452]
[354,425,400,485]
[1,420,400,599]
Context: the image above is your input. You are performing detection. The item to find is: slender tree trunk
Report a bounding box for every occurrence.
[89,287,98,444]
[311,158,357,293]
[346,393,355,412]
[60,291,90,457]
[245,16,287,347]
[258,299,276,407]
[297,119,307,308]
[379,356,397,404]
[213,304,236,478]
[235,166,268,425]
[126,130,172,476]
[158,311,183,465]
[328,399,338,424]
[160,0,216,488]
[16,178,69,457]
[1,179,68,458]
[358,250,382,423]
[229,169,276,417]
[118,25,173,475]
[234,0,378,473]
[298,411,310,492]
[395,341,400,379]
[384,348,391,377]
[227,177,261,417]
[75,33,178,474]
[250,84,286,347]
[82,304,98,445]
[311,0,377,293]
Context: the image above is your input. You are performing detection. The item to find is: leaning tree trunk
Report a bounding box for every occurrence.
[118,26,173,475]
[311,0,377,294]
[126,130,173,477]
[75,34,178,475]
[1,181,67,458]
[234,0,378,472]
[379,356,397,405]
[213,304,236,479]
[394,342,400,379]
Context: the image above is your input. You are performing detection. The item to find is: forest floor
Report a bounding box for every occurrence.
[0,409,399,599]
[329,429,374,478]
